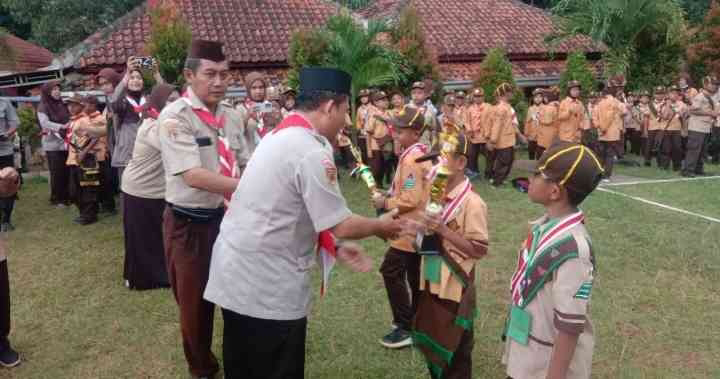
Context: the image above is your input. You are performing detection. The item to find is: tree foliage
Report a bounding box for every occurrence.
[472,48,528,124]
[688,1,720,80]
[146,0,192,86]
[388,6,440,88]
[558,51,597,97]
[550,0,687,89]
[0,0,144,52]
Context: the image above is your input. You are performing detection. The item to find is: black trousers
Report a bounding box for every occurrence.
[711,127,720,163]
[659,131,683,170]
[383,150,398,187]
[527,140,538,160]
[492,147,514,186]
[599,140,623,178]
[627,129,642,155]
[467,142,486,173]
[0,260,10,352]
[357,137,369,166]
[643,130,659,165]
[99,160,116,212]
[535,146,547,161]
[0,155,15,224]
[222,309,307,379]
[485,148,496,180]
[70,166,99,222]
[46,150,71,205]
[380,248,421,331]
[337,146,355,170]
[684,131,710,175]
[369,151,385,188]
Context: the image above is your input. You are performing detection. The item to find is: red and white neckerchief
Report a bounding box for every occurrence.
[144,107,160,120]
[181,92,238,202]
[126,95,146,114]
[388,142,428,196]
[440,178,472,224]
[510,105,519,127]
[272,113,338,296]
[245,99,271,138]
[509,211,584,306]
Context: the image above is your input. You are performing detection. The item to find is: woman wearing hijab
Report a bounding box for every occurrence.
[95,68,122,213]
[120,83,179,290]
[110,57,164,183]
[37,81,71,207]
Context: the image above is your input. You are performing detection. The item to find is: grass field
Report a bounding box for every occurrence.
[2,161,720,378]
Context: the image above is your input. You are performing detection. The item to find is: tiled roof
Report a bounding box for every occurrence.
[439,59,603,82]
[0,34,55,74]
[360,0,604,60]
[73,0,344,69]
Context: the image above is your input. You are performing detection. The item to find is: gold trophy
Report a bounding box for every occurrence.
[416,120,461,255]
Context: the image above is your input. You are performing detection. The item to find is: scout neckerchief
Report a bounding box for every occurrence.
[181,92,238,201]
[441,178,471,224]
[245,99,271,138]
[272,113,338,296]
[63,113,85,150]
[126,95,146,114]
[510,210,584,307]
[144,107,160,120]
[388,142,427,196]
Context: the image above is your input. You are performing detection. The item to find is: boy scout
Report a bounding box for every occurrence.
[410,81,439,148]
[525,88,544,160]
[537,88,559,158]
[158,39,250,379]
[410,132,489,379]
[594,79,626,180]
[372,105,432,349]
[66,96,109,225]
[636,91,653,166]
[487,83,518,187]
[204,67,403,379]
[684,76,719,177]
[366,91,392,186]
[356,88,372,164]
[465,88,491,176]
[503,142,604,379]
[557,81,587,144]
[645,86,666,167]
[658,86,687,171]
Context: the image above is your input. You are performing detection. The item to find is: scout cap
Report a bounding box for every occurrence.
[188,39,226,62]
[678,78,689,89]
[567,80,582,89]
[281,86,296,96]
[414,132,470,163]
[495,82,513,98]
[372,90,388,102]
[701,75,719,87]
[358,88,371,97]
[455,90,466,98]
[298,67,351,96]
[638,89,650,97]
[472,88,485,97]
[64,94,84,105]
[654,86,666,95]
[82,95,99,106]
[535,142,604,199]
[387,105,425,131]
[668,85,681,93]
[411,81,426,90]
[443,93,456,105]
[532,88,544,96]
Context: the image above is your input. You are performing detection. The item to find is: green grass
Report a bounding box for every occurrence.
[605,179,720,219]
[3,171,720,378]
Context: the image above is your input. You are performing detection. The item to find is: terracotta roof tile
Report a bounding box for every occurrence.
[75,0,343,69]
[439,60,602,82]
[0,34,55,74]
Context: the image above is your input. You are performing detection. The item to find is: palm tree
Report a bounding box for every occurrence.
[320,13,404,116]
[550,0,686,79]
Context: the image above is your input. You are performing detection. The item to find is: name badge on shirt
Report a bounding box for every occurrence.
[195,136,212,147]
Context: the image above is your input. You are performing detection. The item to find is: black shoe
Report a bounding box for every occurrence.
[0,223,14,233]
[380,328,413,349]
[681,172,695,178]
[100,208,117,216]
[73,217,97,225]
[644,162,651,167]
[696,171,708,176]
[0,346,20,368]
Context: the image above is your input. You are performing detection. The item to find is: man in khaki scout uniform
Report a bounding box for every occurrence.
[487,83,517,187]
[454,90,468,129]
[658,86,687,171]
[356,88,372,164]
[557,81,587,144]
[684,75,719,177]
[594,78,627,180]
[525,88,544,160]
[204,68,403,378]
[644,86,667,167]
[372,105,432,349]
[465,88,491,177]
[366,91,391,186]
[503,142,603,379]
[159,39,250,379]
[537,87,560,158]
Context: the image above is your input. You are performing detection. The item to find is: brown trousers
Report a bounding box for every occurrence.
[527,140,539,160]
[380,247,421,331]
[491,147,514,186]
[69,166,99,222]
[643,130,659,165]
[659,130,683,171]
[467,142,485,173]
[599,140,624,178]
[0,260,10,352]
[684,131,710,175]
[369,150,385,187]
[163,207,221,378]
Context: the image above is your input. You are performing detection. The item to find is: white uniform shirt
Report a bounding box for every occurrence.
[204,117,352,320]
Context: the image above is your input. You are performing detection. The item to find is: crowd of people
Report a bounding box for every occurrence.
[0,35,719,378]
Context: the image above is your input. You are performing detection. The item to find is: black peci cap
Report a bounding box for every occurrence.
[299,68,352,96]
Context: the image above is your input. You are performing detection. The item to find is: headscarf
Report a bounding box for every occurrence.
[142,83,177,120]
[116,69,145,124]
[96,68,121,87]
[37,81,70,124]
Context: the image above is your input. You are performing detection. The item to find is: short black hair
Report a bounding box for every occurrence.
[295,90,348,112]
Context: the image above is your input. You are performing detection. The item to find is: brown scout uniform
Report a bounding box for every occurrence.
[488,101,517,186]
[594,95,625,177]
[67,110,108,223]
[380,106,432,334]
[537,102,559,154]
[658,98,687,170]
[557,97,586,143]
[465,100,492,174]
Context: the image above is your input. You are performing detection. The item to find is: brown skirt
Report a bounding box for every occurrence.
[122,192,169,290]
